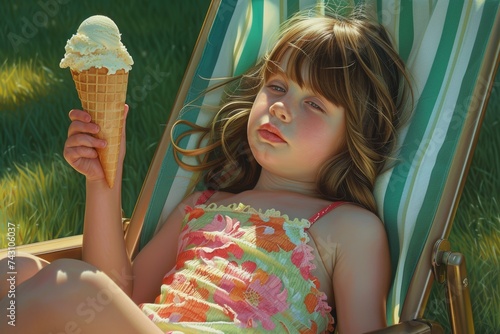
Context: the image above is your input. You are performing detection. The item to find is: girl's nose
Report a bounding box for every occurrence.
[270,102,291,122]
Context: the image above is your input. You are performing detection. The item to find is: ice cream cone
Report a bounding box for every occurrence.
[71,66,129,188]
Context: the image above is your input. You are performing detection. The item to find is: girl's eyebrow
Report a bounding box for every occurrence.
[265,60,288,78]
[266,68,293,84]
[266,67,285,79]
[267,73,285,82]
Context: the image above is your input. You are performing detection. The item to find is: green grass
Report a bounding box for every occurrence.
[0,159,84,244]
[0,1,498,333]
[0,59,60,107]
[0,0,210,242]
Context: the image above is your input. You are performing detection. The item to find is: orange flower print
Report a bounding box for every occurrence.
[303,289,334,332]
[250,214,296,252]
[151,275,211,323]
[155,299,210,323]
[304,287,332,317]
[185,206,205,221]
[213,264,289,330]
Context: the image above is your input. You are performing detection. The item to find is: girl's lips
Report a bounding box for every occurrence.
[258,123,286,143]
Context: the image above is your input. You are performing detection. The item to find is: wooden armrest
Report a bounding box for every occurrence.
[0,218,131,263]
[0,235,83,262]
[365,320,444,334]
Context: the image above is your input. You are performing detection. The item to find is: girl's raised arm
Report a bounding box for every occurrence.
[63,106,133,296]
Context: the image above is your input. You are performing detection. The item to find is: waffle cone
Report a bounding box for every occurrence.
[71,67,129,188]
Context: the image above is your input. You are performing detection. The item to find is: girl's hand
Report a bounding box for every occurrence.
[63,105,128,183]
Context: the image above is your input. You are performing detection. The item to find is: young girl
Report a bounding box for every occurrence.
[0,8,412,334]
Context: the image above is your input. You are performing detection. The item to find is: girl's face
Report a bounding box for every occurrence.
[247,63,346,184]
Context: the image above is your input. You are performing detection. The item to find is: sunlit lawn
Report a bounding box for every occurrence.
[0,0,210,241]
[0,1,498,333]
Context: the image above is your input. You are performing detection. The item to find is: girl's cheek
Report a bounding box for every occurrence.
[299,117,324,135]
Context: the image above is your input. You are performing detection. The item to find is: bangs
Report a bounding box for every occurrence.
[262,18,351,108]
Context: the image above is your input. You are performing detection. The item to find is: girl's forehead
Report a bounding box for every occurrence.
[266,49,313,84]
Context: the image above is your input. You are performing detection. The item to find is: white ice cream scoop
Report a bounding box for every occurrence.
[60,15,133,74]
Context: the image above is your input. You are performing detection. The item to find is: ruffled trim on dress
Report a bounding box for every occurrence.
[186,202,335,331]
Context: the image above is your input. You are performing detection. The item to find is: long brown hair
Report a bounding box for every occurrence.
[172,8,413,214]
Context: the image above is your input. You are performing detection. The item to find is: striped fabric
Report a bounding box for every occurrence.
[135,0,499,326]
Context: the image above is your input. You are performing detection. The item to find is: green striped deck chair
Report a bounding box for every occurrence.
[120,0,499,333]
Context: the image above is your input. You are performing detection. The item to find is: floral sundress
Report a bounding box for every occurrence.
[140,193,341,333]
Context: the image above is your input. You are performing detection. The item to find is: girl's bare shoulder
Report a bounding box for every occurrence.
[308,203,385,245]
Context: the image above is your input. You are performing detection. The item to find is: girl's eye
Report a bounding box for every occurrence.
[307,101,324,112]
[269,85,286,93]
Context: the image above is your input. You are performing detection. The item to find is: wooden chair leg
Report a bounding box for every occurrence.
[433,239,475,334]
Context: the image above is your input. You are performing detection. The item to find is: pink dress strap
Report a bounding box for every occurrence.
[308,201,347,225]
[195,190,216,205]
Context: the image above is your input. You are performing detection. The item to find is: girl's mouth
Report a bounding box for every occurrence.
[258,123,286,143]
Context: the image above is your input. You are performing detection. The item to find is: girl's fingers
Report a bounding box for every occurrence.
[65,133,106,150]
[64,146,99,163]
[64,109,108,180]
[67,109,99,138]
[68,109,91,122]
[67,120,100,137]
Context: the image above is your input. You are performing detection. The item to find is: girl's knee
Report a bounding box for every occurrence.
[46,259,121,295]
[49,258,97,274]
[4,259,126,332]
[41,258,102,286]
[21,258,96,296]
[0,252,50,298]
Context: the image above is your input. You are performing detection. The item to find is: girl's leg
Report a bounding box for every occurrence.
[0,252,49,299]
[0,258,163,334]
